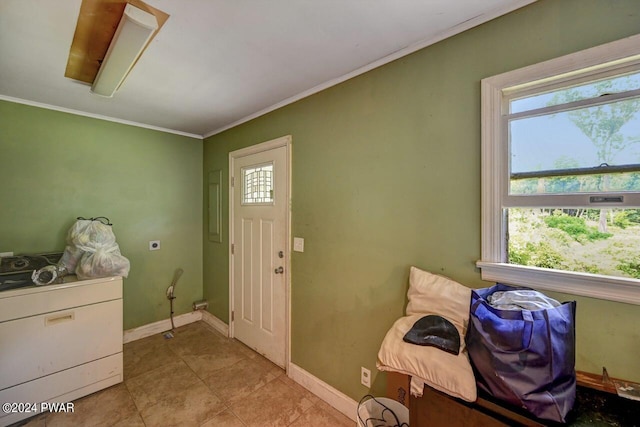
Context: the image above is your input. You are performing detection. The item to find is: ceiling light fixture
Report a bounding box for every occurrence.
[90,3,158,97]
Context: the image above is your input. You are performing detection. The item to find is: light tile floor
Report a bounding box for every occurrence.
[17,321,354,427]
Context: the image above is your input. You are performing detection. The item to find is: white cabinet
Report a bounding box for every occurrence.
[0,276,123,426]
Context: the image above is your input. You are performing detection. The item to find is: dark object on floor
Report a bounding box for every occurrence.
[403,315,461,355]
[570,385,640,426]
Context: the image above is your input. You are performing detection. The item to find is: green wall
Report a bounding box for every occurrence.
[203,0,640,400]
[0,101,203,329]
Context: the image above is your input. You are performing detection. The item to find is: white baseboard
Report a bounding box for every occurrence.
[288,363,358,422]
[200,310,229,336]
[123,311,202,343]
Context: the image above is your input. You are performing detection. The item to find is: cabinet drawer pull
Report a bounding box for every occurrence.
[45,312,75,326]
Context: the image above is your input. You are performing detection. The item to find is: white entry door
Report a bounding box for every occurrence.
[231,140,288,368]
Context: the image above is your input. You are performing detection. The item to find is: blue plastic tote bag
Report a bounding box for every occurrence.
[466,283,576,423]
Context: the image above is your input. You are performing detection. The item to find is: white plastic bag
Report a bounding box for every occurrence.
[76,247,130,279]
[59,218,130,279]
[58,220,92,273]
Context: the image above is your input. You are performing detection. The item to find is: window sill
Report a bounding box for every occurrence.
[476,261,640,305]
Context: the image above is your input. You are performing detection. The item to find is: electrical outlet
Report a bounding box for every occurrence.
[149,240,161,251]
[361,367,371,388]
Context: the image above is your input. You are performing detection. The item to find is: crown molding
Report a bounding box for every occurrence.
[0,95,203,140]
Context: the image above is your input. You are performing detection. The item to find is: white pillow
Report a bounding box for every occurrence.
[405,266,471,340]
[377,314,477,402]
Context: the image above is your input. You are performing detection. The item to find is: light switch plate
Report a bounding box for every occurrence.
[293,237,304,252]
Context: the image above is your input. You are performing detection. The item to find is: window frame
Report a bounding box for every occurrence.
[479,33,640,305]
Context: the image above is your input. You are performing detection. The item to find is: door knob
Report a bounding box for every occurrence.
[274,266,284,274]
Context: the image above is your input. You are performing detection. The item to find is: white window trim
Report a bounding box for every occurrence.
[479,33,640,305]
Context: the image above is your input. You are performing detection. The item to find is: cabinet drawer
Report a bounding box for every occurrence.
[0,299,122,390]
[0,353,122,427]
[0,278,122,323]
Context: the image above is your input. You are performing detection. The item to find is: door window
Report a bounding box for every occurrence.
[242,163,274,204]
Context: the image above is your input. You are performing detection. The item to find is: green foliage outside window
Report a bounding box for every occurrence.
[617,261,640,279]
[508,208,640,278]
[543,212,612,242]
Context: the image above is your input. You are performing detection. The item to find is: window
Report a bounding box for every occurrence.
[242,163,274,204]
[479,34,640,304]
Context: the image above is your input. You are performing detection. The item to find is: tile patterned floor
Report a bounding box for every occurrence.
[17,321,354,427]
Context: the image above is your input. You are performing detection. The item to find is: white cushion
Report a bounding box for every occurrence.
[377,314,477,402]
[406,266,471,339]
[376,266,476,402]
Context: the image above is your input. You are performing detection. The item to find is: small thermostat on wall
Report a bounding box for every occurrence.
[149,240,161,251]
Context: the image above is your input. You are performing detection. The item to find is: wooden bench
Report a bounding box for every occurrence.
[386,371,640,426]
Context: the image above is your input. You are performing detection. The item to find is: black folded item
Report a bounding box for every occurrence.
[403,315,461,355]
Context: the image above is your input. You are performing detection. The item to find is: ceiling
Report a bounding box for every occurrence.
[0,0,535,138]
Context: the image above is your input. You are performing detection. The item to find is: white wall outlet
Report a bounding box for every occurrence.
[293,237,304,252]
[361,366,371,388]
[149,240,161,251]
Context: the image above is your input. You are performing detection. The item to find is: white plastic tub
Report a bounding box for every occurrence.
[357,395,409,427]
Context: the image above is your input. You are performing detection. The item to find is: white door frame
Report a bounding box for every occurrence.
[228,135,292,372]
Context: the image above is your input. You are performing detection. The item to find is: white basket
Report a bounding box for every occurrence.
[357,396,409,427]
